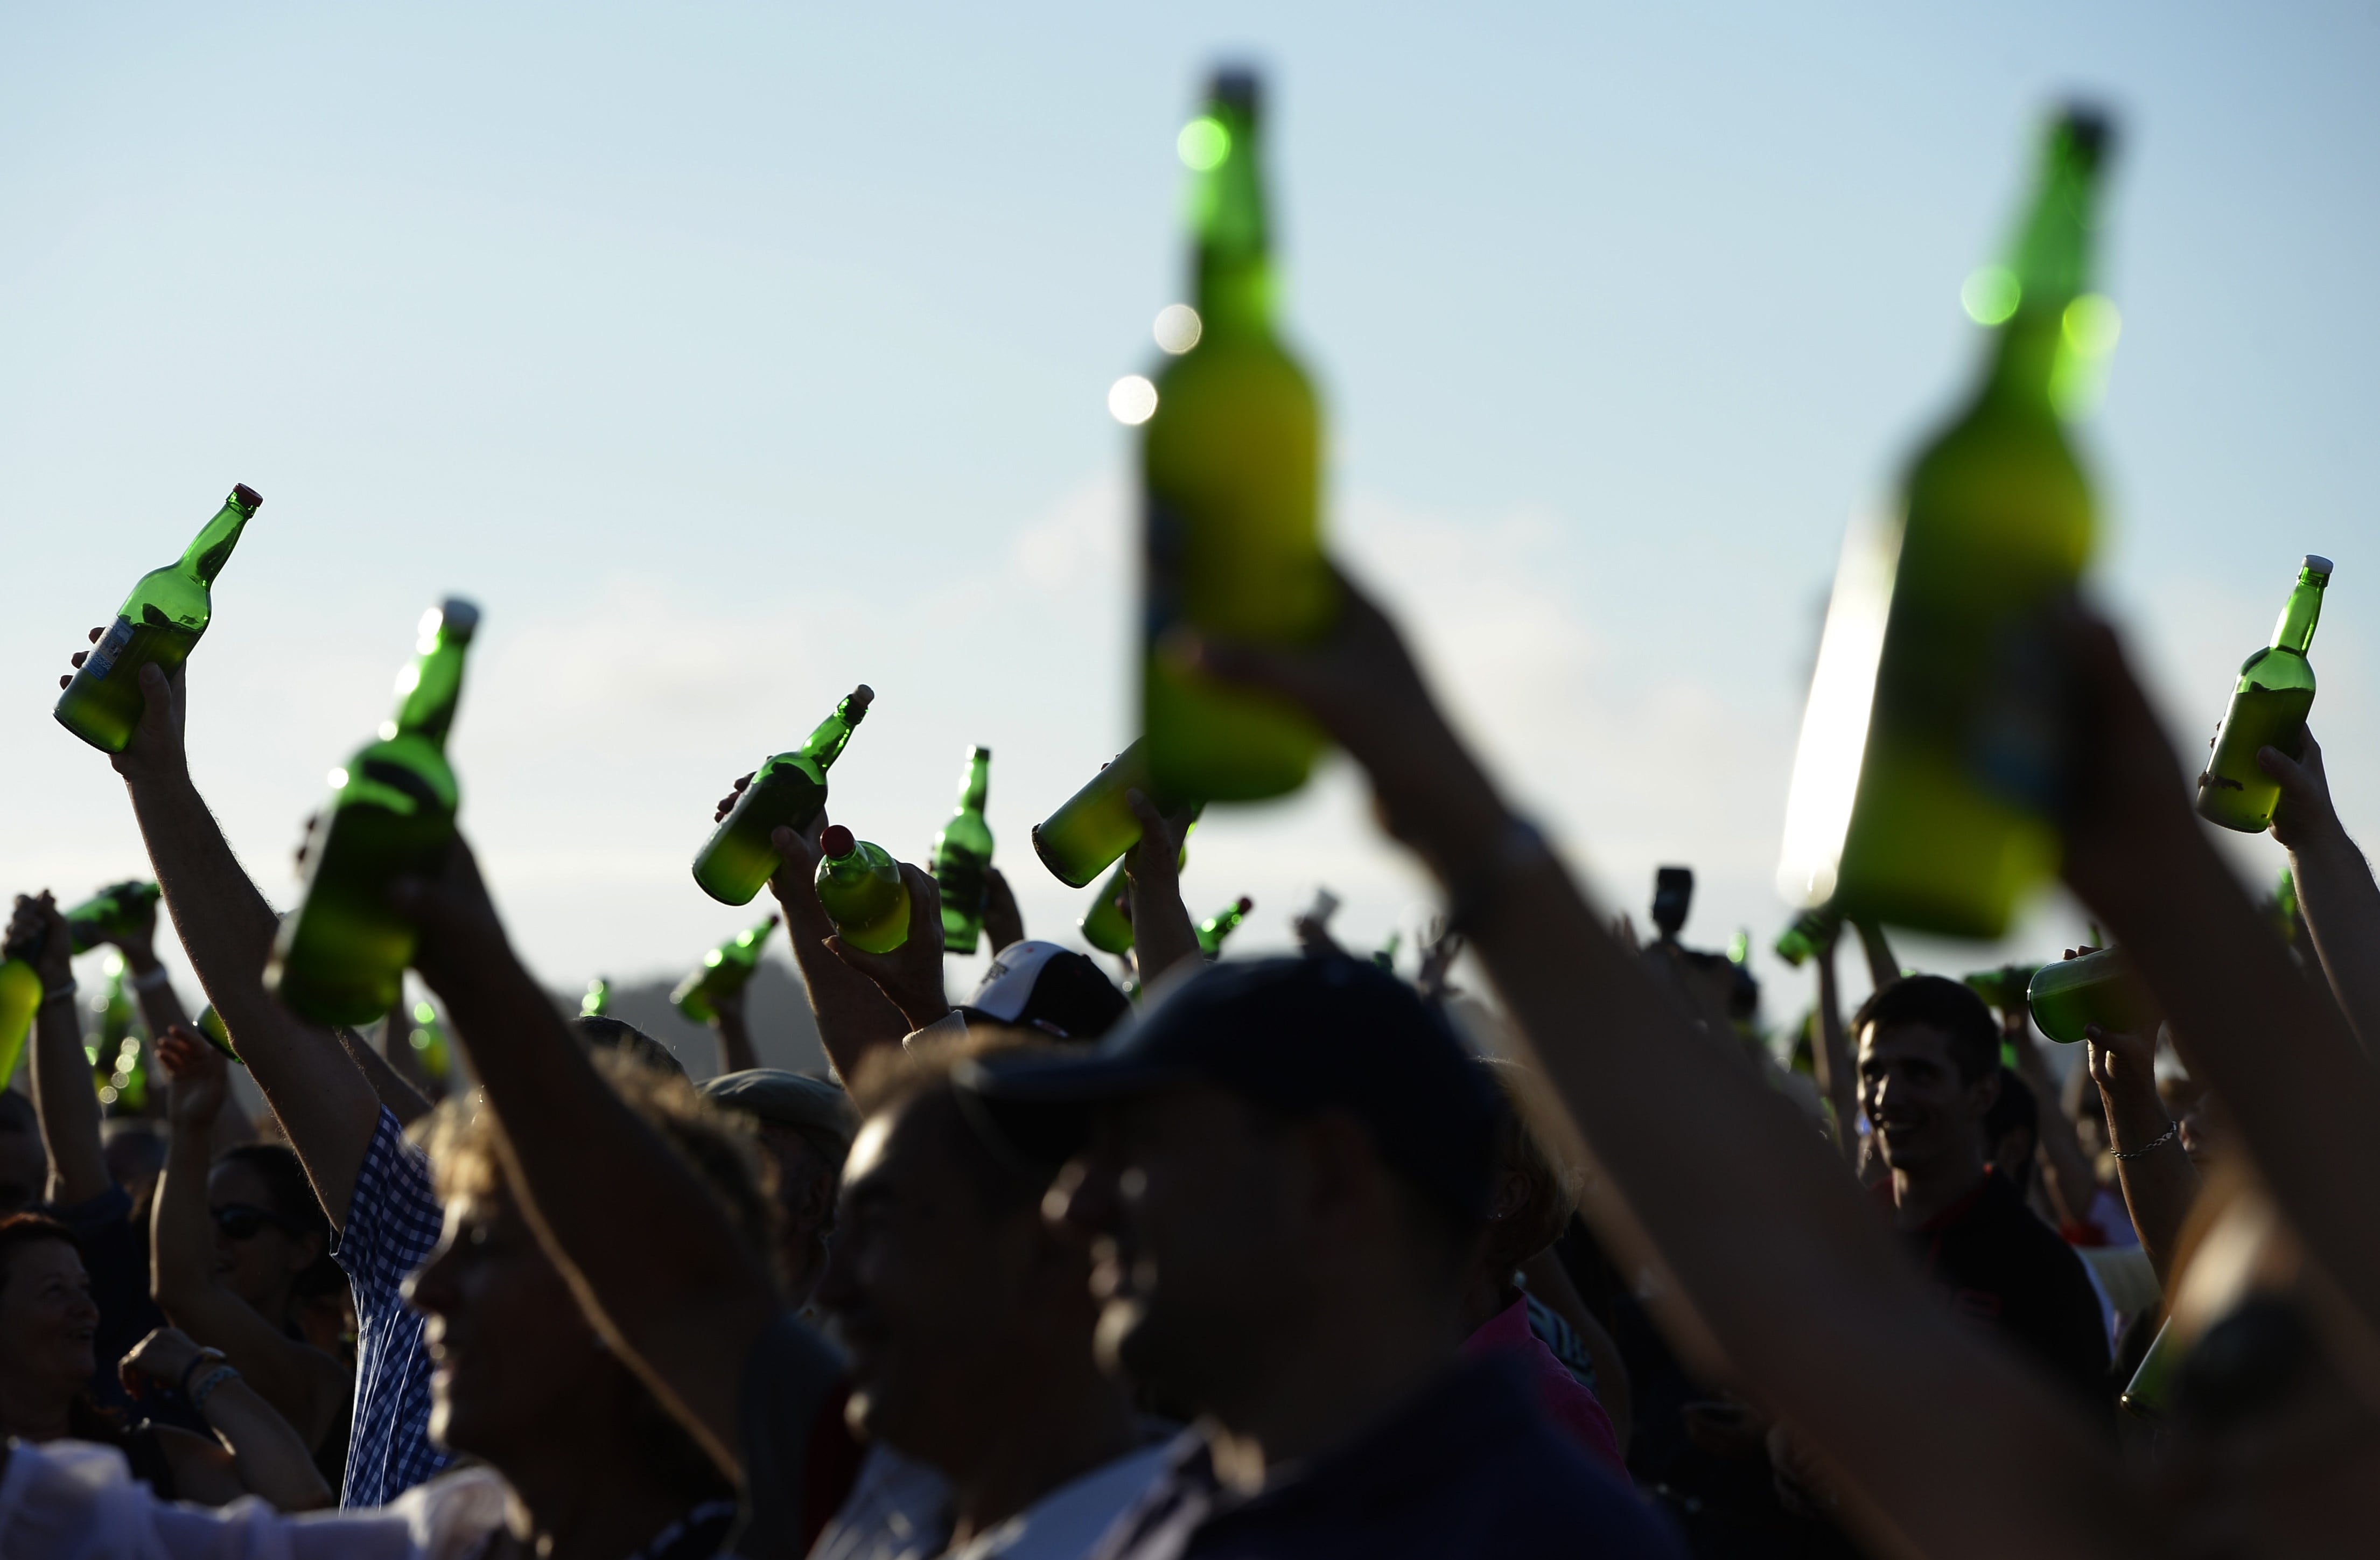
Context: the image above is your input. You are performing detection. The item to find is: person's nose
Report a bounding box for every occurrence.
[402,1240,459,1318]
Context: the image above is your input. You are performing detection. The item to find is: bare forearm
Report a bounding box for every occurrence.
[202,1379,335,1510]
[336,1029,432,1128]
[1127,873,1202,987]
[151,1133,219,1307]
[1813,949,1859,1158]
[714,1010,760,1076]
[778,912,907,1078]
[2289,827,2380,1062]
[1852,921,1900,994]
[124,771,282,985]
[2018,1046,2099,1226]
[122,951,193,1043]
[31,997,108,1204]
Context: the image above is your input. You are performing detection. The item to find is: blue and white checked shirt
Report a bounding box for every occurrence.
[331,1107,454,1507]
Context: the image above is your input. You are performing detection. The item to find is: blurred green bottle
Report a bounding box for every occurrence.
[64,881,161,953]
[672,918,776,1024]
[93,955,145,1110]
[815,827,911,954]
[2194,556,2332,833]
[932,746,995,954]
[1196,896,1253,959]
[2271,867,2304,947]
[1035,740,1179,888]
[1076,816,1199,956]
[0,960,39,1088]
[267,600,479,1026]
[1373,930,1402,974]
[2025,947,2155,1044]
[1141,68,1334,804]
[409,999,452,1083]
[56,485,262,754]
[1779,110,2115,939]
[1962,963,2041,1016]
[695,686,874,906]
[193,1004,242,1064]
[1773,907,1838,968]
[2119,1317,2180,1422]
[580,977,612,1018]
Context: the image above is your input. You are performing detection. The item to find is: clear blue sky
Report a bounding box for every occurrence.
[4,2,2373,1033]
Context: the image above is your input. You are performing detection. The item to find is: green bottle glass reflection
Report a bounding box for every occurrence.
[267,600,480,1026]
[1076,816,1199,955]
[694,686,874,906]
[1141,68,1334,804]
[815,827,911,955]
[580,978,612,1018]
[2025,947,2155,1044]
[1779,110,2115,938]
[2194,556,2332,833]
[64,880,162,954]
[56,485,262,754]
[193,1004,242,1065]
[0,960,38,1087]
[1196,896,1252,959]
[409,999,452,1083]
[2119,1317,2181,1421]
[2271,867,2304,947]
[672,918,776,1024]
[1374,930,1402,974]
[1773,907,1838,969]
[932,747,995,954]
[1033,740,1186,889]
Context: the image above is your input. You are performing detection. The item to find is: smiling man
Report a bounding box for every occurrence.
[1854,976,2110,1413]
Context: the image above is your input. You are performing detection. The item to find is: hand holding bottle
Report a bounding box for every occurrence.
[60,638,188,784]
[5,893,74,992]
[2260,728,2343,853]
[819,847,949,1034]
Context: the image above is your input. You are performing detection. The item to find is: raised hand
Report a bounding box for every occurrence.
[64,631,189,781]
[6,893,73,991]
[2260,729,2341,851]
[1121,789,1201,983]
[823,862,951,1033]
[981,866,1026,955]
[157,1026,229,1134]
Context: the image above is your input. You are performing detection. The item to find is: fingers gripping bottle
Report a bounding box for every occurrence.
[267,600,479,1026]
[815,827,912,955]
[57,485,262,753]
[2194,556,2332,833]
[1140,68,1334,804]
[694,687,875,906]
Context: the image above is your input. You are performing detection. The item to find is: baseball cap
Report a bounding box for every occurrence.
[698,1069,862,1160]
[957,940,1130,1041]
[955,955,1496,1227]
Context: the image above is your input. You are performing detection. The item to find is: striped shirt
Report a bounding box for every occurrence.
[330,1107,454,1507]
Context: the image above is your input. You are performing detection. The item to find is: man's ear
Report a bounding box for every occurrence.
[1962,1066,2003,1121]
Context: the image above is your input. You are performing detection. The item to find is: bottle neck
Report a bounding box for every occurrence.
[179,494,257,586]
[958,751,990,813]
[1191,101,1273,339]
[1977,121,2103,411]
[391,633,472,748]
[2271,577,2327,655]
[804,698,867,772]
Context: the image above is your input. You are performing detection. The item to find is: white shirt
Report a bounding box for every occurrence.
[945,1442,1171,1560]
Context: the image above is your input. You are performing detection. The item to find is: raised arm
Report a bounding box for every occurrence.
[395,834,776,1476]
[1809,921,1859,1160]
[151,1027,346,1452]
[89,658,383,1227]
[2005,1004,2103,1233]
[2058,619,2380,1344]
[2076,1021,2199,1286]
[709,982,763,1077]
[119,1326,335,1512]
[2263,731,2380,1061]
[1186,575,2146,1560]
[9,895,108,1206]
[1120,791,1201,987]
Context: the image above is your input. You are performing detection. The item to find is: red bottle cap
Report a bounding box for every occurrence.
[819,825,855,858]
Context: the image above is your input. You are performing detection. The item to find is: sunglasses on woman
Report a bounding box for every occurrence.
[209,1202,299,1242]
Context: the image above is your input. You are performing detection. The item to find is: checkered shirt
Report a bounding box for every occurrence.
[331,1106,455,1507]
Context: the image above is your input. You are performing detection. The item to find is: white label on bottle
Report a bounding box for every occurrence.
[83,617,136,682]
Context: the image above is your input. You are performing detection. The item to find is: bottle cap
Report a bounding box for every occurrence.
[437,599,482,641]
[2302,555,2334,580]
[820,825,856,859]
[1209,66,1259,113]
[231,484,263,510]
[1235,897,1253,913]
[2057,105,2113,164]
[847,685,876,709]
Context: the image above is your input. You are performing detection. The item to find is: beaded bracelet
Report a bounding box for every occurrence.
[189,1365,242,1411]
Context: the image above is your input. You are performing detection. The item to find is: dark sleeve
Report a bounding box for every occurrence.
[2013,1237,2114,1419]
[729,1310,858,1559]
[51,1184,164,1410]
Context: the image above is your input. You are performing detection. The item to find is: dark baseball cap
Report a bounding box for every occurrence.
[954,955,1496,1227]
[957,940,1130,1041]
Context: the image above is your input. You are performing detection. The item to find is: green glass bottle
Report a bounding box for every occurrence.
[2119,1317,2180,1422]
[1773,907,1838,969]
[1196,896,1253,959]
[64,880,162,954]
[409,999,452,1083]
[1141,68,1334,804]
[2194,556,2332,833]
[1961,963,2040,1016]
[0,960,38,1088]
[1779,110,2115,938]
[1373,929,1402,973]
[93,955,142,1108]
[671,918,776,1024]
[2271,867,2305,947]
[694,686,874,906]
[1034,740,1181,889]
[932,746,995,954]
[580,977,612,1018]
[193,1003,242,1064]
[267,600,479,1026]
[1080,863,1136,956]
[56,485,262,754]
[814,826,911,954]
[2025,947,2155,1044]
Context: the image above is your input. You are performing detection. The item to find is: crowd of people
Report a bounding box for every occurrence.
[2,568,2377,1560]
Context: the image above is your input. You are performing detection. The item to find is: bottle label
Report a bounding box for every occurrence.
[82,617,136,683]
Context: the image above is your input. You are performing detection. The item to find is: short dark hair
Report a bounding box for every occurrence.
[1854,975,2000,1085]
[575,1015,686,1078]
[1983,1066,2038,1148]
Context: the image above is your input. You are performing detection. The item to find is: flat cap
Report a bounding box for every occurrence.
[699,1068,862,1157]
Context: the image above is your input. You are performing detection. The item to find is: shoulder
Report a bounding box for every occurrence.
[334,1109,445,1285]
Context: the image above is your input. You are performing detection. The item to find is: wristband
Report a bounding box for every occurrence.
[2112,1120,2182,1160]
[129,964,172,993]
[1444,816,1553,934]
[40,983,76,1009]
[189,1365,241,1411]
[178,1347,227,1400]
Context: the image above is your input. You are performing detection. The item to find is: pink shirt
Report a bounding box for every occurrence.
[1462,1296,1628,1480]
